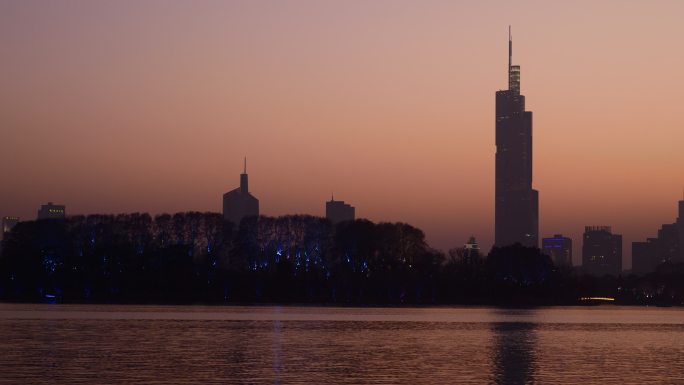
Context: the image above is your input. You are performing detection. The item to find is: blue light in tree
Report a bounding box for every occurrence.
[43,254,61,274]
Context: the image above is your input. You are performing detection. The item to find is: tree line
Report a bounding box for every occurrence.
[0,212,682,305]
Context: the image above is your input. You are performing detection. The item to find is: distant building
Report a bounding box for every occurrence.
[461,236,481,265]
[657,223,680,263]
[326,197,355,224]
[678,199,684,262]
[542,234,572,266]
[632,198,684,274]
[582,226,622,276]
[632,238,659,275]
[2,216,20,240]
[37,202,66,220]
[223,159,259,226]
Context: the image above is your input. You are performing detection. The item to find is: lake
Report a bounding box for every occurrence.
[0,304,683,384]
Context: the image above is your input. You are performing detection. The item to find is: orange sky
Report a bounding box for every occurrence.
[1,1,683,267]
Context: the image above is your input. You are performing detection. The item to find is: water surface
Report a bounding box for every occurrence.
[1,304,682,384]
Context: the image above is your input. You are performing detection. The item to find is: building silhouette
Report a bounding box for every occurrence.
[632,237,659,275]
[223,159,259,226]
[37,202,65,220]
[495,27,539,247]
[678,198,684,262]
[632,198,684,274]
[461,236,481,265]
[1,216,20,241]
[542,234,572,266]
[582,226,622,276]
[326,197,355,224]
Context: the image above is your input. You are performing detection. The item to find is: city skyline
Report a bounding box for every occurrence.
[2,1,684,268]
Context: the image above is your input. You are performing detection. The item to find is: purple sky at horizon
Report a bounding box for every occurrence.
[2,1,684,267]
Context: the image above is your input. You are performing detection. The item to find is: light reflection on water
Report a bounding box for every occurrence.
[492,322,537,384]
[0,305,683,384]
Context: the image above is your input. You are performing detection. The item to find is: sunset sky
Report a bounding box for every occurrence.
[2,1,683,267]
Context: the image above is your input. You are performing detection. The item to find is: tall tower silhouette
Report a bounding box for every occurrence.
[223,158,259,226]
[678,192,684,262]
[495,27,539,247]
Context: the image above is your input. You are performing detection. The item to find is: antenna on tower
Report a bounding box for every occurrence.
[509,26,512,66]
[508,25,512,90]
[243,157,247,174]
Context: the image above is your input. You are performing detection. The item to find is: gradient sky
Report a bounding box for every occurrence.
[2,0,683,267]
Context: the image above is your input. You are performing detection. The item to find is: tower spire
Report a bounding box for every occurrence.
[508,25,512,90]
[509,26,512,65]
[240,157,248,194]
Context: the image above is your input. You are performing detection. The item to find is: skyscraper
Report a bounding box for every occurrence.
[495,27,539,247]
[223,159,259,226]
[326,197,355,224]
[678,198,684,262]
